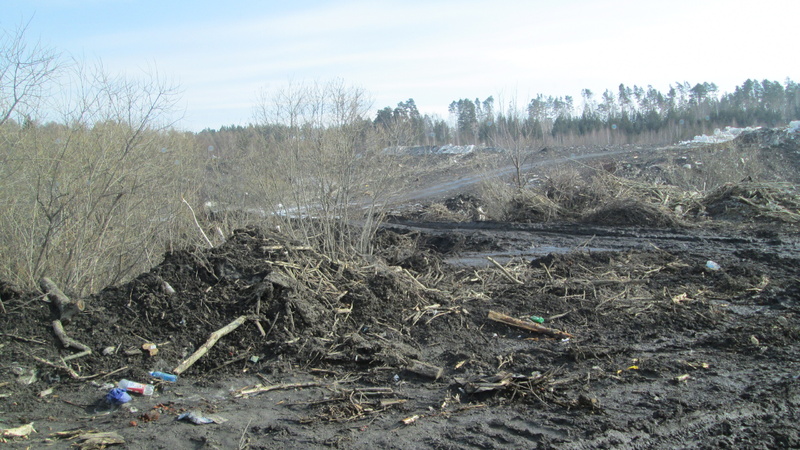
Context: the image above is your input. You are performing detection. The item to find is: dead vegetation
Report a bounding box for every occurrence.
[471,128,800,227]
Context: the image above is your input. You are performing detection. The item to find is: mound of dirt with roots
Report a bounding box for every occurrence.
[581,198,682,227]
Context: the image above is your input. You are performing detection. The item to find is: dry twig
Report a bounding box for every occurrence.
[233,381,322,398]
[487,257,524,285]
[174,315,248,374]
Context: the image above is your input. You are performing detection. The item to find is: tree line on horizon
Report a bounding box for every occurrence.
[373,78,800,147]
[204,78,799,151]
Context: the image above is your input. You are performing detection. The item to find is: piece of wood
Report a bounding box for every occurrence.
[40,277,84,322]
[253,318,266,337]
[52,319,91,361]
[487,310,573,338]
[173,315,247,375]
[406,359,443,380]
[181,195,213,248]
[74,431,125,448]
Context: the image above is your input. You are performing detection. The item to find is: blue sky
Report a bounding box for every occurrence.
[4,0,798,131]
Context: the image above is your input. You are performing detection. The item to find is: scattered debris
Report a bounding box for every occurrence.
[177,410,228,425]
[401,414,420,425]
[105,388,131,405]
[50,430,125,449]
[119,379,154,396]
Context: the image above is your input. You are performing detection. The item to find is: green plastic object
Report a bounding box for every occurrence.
[530,315,545,324]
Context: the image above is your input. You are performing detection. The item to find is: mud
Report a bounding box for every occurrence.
[2,134,800,449]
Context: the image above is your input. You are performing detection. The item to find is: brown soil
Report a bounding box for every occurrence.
[2,130,800,449]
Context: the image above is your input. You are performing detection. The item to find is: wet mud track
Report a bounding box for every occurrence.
[370,220,800,448]
[385,218,798,267]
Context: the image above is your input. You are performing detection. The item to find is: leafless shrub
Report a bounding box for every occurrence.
[0,53,200,295]
[244,79,407,259]
[0,20,61,127]
[542,166,607,217]
[654,142,770,193]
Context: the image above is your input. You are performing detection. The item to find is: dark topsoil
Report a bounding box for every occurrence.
[1,130,800,449]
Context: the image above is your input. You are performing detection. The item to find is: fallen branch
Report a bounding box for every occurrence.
[49,430,125,448]
[30,356,126,380]
[487,257,524,285]
[252,318,266,337]
[40,277,84,322]
[174,315,248,375]
[181,195,214,248]
[52,320,91,361]
[487,310,573,339]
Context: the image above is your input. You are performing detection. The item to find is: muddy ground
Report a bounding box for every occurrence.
[1,129,799,449]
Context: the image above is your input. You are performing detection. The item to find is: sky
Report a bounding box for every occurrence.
[3,0,798,131]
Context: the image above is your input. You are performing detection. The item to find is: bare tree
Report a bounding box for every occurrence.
[0,20,61,127]
[493,96,538,190]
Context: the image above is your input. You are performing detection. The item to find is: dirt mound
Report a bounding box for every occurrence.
[703,181,800,223]
[504,190,563,222]
[1,227,448,386]
[581,198,682,227]
[392,194,488,223]
[733,122,800,182]
[735,121,800,151]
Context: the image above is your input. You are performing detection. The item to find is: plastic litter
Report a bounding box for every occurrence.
[705,260,721,270]
[529,315,545,324]
[177,410,227,425]
[149,371,178,382]
[105,388,132,405]
[118,379,155,396]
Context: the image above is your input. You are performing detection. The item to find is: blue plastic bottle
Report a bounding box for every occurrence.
[149,371,178,382]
